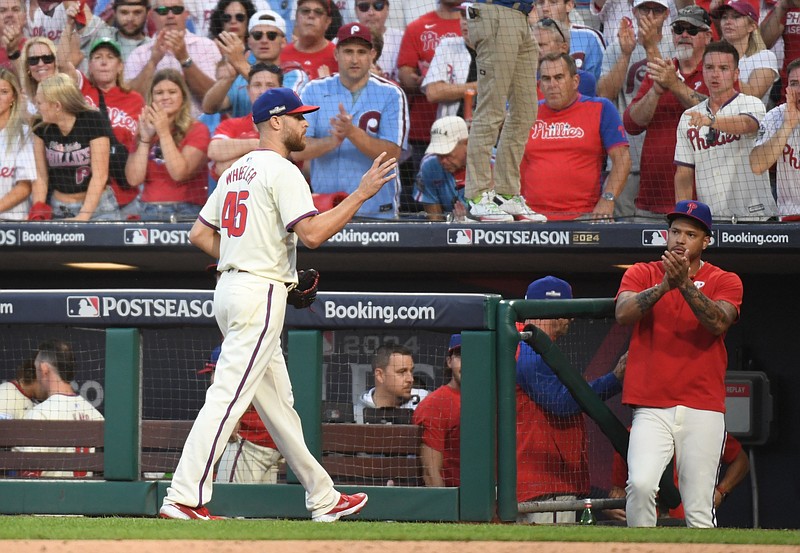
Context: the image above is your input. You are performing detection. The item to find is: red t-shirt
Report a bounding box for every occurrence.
[396,11,462,142]
[80,72,145,207]
[624,61,707,214]
[516,385,589,502]
[142,121,210,204]
[209,115,258,180]
[611,433,743,518]
[617,261,743,412]
[280,42,337,80]
[763,5,800,101]
[413,384,461,487]
[238,406,277,449]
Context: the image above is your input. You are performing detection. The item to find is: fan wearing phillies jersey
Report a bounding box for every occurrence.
[521,53,630,220]
[297,23,408,219]
[59,34,145,220]
[674,41,777,221]
[750,58,800,218]
[760,0,800,102]
[413,334,462,488]
[0,359,42,420]
[207,62,282,180]
[162,86,397,520]
[616,200,743,528]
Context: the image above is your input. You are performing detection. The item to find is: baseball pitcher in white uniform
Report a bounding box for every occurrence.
[160,87,397,521]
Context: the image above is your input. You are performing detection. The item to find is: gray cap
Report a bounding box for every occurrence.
[673,5,711,30]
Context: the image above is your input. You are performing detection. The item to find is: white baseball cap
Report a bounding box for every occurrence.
[426,116,469,156]
[249,10,287,35]
[633,0,669,9]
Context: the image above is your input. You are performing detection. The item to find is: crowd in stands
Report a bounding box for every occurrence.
[1,0,799,222]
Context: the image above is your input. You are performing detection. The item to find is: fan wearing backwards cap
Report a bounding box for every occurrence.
[160,87,397,521]
[615,199,743,528]
[516,275,626,524]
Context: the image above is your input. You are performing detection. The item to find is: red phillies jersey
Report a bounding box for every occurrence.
[210,115,258,180]
[397,11,462,142]
[280,42,337,80]
[624,62,707,214]
[142,121,210,204]
[413,384,461,487]
[80,72,145,206]
[516,386,589,502]
[238,406,277,449]
[521,95,628,220]
[617,261,743,412]
[611,433,743,518]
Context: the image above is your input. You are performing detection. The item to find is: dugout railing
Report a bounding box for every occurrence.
[0,290,499,522]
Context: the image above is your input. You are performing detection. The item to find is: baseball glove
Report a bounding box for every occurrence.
[287,269,319,309]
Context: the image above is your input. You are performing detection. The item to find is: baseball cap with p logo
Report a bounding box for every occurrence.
[336,22,373,47]
[667,200,713,235]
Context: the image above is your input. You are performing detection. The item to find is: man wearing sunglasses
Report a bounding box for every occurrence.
[624,5,711,218]
[282,0,338,79]
[675,41,777,221]
[597,0,674,220]
[202,10,308,118]
[296,22,408,219]
[353,0,401,81]
[124,0,221,116]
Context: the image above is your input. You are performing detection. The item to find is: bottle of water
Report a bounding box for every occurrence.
[580,498,596,525]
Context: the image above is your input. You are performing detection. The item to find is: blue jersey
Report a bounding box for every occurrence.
[516,341,621,417]
[302,74,409,219]
[570,26,605,81]
[226,52,309,118]
[413,154,465,212]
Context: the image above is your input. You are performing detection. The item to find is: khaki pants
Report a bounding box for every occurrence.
[465,3,538,199]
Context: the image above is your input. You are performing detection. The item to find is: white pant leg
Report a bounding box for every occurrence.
[215,440,240,483]
[674,406,725,528]
[251,342,338,514]
[626,407,676,527]
[165,274,287,507]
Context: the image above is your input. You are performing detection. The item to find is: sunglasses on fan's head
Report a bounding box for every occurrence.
[357,1,386,12]
[154,5,185,15]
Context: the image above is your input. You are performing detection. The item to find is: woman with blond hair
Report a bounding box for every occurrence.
[0,69,35,219]
[29,73,119,221]
[19,37,60,114]
[126,69,210,221]
[716,0,779,106]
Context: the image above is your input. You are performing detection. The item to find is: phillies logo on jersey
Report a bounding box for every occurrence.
[530,121,585,140]
[687,127,740,150]
[67,296,101,318]
[0,167,16,178]
[358,111,381,134]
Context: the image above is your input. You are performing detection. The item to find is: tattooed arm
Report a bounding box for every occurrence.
[678,283,738,335]
[615,284,668,325]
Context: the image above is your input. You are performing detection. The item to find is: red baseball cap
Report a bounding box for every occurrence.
[336,22,373,47]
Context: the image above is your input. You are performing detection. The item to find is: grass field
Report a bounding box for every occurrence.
[0,517,798,545]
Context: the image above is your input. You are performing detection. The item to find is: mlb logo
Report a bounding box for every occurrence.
[642,230,668,246]
[67,296,100,318]
[447,229,473,245]
[124,229,149,245]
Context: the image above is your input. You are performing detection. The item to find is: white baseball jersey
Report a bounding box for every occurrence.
[198,149,319,283]
[0,127,35,221]
[0,381,35,420]
[675,93,777,221]
[16,393,104,478]
[422,36,471,120]
[754,103,800,216]
[353,387,429,424]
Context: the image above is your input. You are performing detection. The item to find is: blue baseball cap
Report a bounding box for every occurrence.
[526,276,573,300]
[448,334,461,353]
[252,87,319,124]
[667,200,713,235]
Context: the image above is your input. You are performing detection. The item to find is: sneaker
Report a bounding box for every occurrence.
[468,191,514,222]
[312,492,368,522]
[495,194,547,222]
[159,502,224,520]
